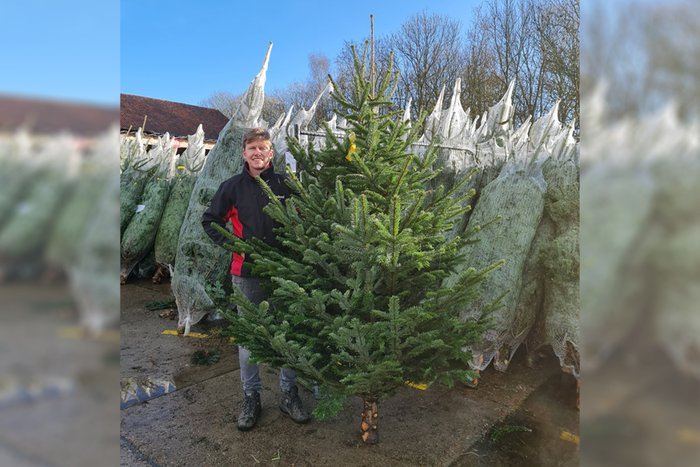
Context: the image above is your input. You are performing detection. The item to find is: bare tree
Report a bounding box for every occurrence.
[271,53,335,126]
[640,3,700,120]
[199,91,285,127]
[469,0,541,125]
[202,1,580,133]
[200,91,239,118]
[581,1,662,120]
[389,12,467,118]
[582,1,700,122]
[465,0,579,126]
[534,0,580,124]
[462,24,503,121]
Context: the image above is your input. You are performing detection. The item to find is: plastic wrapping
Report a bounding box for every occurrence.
[120,134,175,283]
[0,135,76,269]
[153,126,207,281]
[171,125,251,333]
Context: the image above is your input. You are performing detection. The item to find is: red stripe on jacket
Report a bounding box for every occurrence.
[225,206,245,276]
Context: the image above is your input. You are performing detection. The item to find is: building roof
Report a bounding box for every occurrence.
[120,94,229,141]
[0,94,119,137]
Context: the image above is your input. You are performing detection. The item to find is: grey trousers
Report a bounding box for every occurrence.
[231,275,296,395]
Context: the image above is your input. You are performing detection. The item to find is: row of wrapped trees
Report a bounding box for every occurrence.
[581,85,700,381]
[0,128,120,332]
[119,126,206,285]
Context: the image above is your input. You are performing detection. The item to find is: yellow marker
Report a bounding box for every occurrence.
[559,430,580,445]
[58,326,87,339]
[405,380,428,391]
[161,329,236,343]
[678,428,700,445]
[176,165,186,170]
[345,133,357,161]
[161,329,209,339]
[58,326,119,343]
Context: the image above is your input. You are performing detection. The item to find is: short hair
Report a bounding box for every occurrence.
[243,127,272,148]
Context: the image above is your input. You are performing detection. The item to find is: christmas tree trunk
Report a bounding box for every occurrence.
[360,398,379,444]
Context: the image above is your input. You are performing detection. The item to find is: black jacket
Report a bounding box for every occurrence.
[202,163,291,276]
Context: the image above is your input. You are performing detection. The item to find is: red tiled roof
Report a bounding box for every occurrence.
[120,94,229,141]
[0,94,118,136]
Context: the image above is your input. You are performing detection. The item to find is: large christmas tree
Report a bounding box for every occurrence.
[214,45,499,444]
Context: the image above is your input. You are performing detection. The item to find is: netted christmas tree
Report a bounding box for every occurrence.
[214,45,500,444]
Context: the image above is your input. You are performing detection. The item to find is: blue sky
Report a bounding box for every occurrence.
[0,1,669,109]
[121,0,481,106]
[1,1,119,107]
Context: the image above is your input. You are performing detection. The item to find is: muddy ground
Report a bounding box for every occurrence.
[580,325,700,467]
[120,278,579,466]
[1,283,120,466]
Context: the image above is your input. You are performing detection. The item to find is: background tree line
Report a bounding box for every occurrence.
[202,0,579,131]
[581,0,700,123]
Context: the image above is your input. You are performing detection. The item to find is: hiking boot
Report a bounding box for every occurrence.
[237,392,261,431]
[279,386,310,423]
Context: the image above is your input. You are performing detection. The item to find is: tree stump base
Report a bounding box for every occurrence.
[360,398,379,444]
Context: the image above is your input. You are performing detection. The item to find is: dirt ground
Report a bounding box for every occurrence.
[580,329,700,467]
[1,283,120,466]
[120,278,579,466]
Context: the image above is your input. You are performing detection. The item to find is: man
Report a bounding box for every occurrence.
[202,127,310,431]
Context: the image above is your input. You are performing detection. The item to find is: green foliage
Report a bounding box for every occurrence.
[121,178,172,271]
[154,173,197,267]
[205,280,229,310]
[190,349,222,366]
[490,423,532,443]
[213,44,498,409]
[144,299,177,311]
[312,389,348,420]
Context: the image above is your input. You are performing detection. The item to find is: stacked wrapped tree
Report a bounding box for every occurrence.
[581,86,700,380]
[46,127,118,275]
[120,133,176,283]
[214,47,498,444]
[69,128,121,332]
[0,134,77,280]
[421,79,579,382]
[0,129,34,230]
[522,105,579,377]
[171,43,273,334]
[120,128,155,235]
[152,125,207,283]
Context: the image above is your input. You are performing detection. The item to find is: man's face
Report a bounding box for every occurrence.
[242,139,274,174]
